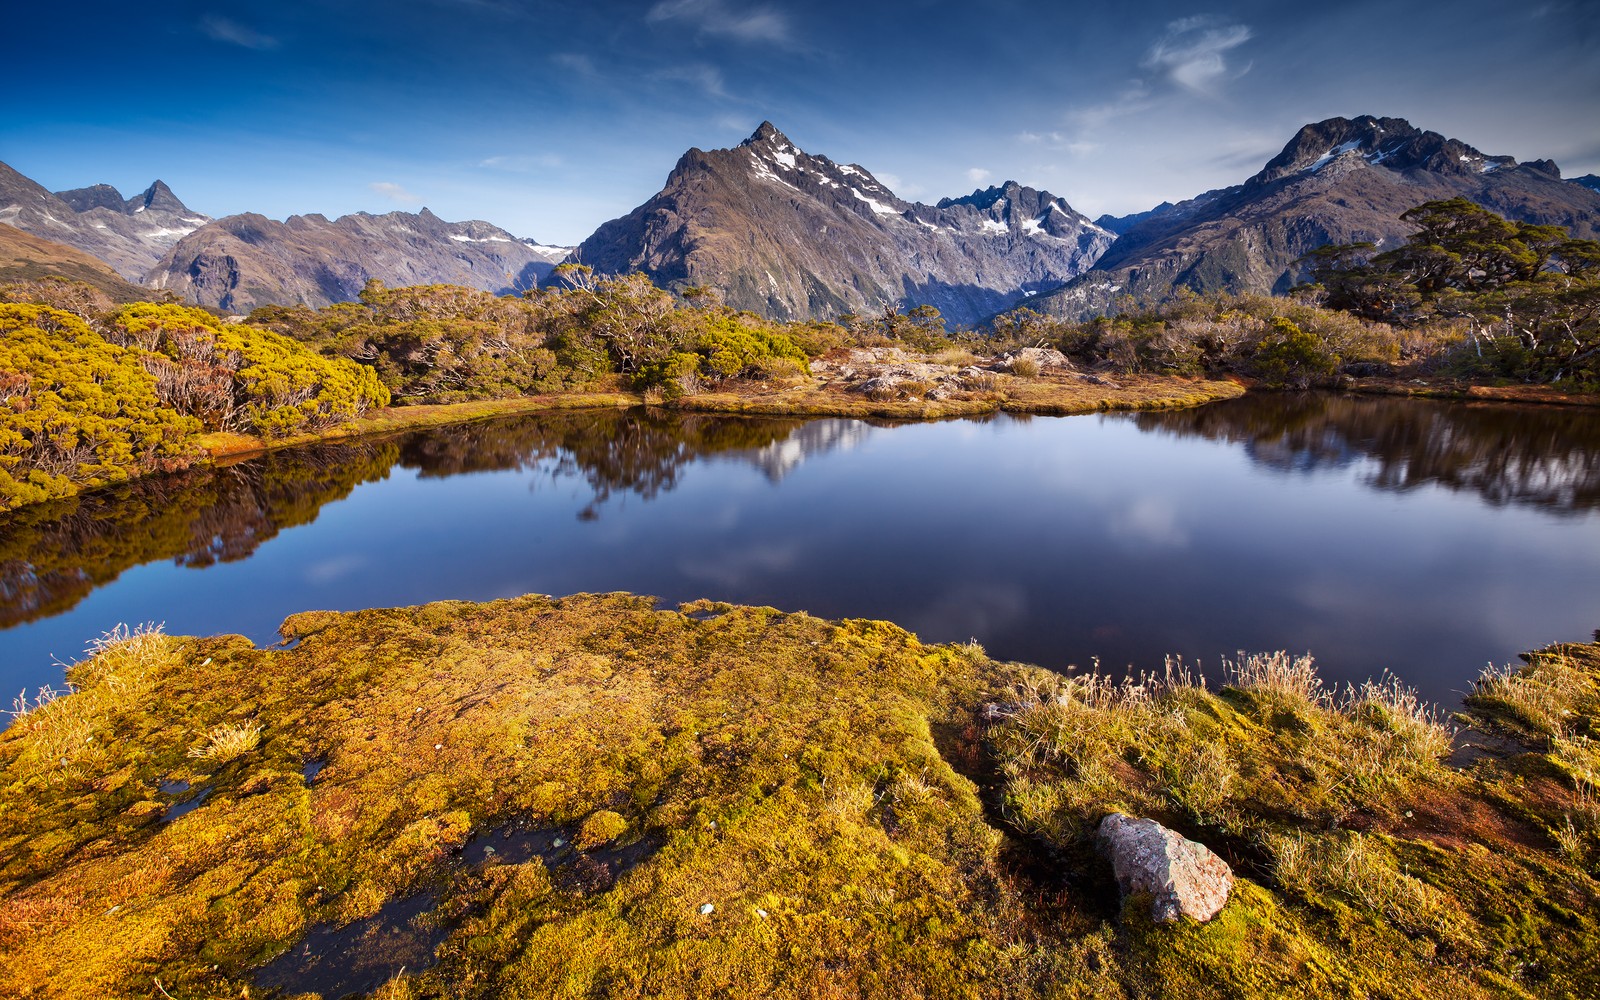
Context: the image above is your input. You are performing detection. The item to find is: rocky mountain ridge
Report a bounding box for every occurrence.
[147,209,572,312]
[0,162,212,279]
[1026,115,1600,321]
[567,123,1112,326]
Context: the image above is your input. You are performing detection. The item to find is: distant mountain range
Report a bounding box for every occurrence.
[569,122,1112,326]
[0,162,212,278]
[0,162,572,311]
[3,115,1599,322]
[1026,116,1600,321]
[146,211,571,312]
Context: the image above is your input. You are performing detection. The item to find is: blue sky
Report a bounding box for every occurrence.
[3,1,1596,244]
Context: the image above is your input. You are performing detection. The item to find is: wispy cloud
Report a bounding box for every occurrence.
[551,52,599,78]
[479,153,564,171]
[1064,81,1155,131]
[1141,15,1253,95]
[199,14,278,50]
[369,181,422,204]
[1018,132,1100,156]
[874,171,920,198]
[647,0,795,46]
[653,64,731,99]
[966,167,992,184]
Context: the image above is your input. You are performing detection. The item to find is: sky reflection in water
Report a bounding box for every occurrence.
[1,395,1596,706]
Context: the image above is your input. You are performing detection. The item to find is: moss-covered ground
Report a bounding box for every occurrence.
[1,597,1595,999]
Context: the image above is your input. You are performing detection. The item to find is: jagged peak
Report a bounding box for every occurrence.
[1253,115,1520,184]
[741,121,794,149]
[129,179,188,214]
[55,183,127,214]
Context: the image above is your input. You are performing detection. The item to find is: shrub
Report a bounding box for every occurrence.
[0,305,201,510]
[106,303,390,436]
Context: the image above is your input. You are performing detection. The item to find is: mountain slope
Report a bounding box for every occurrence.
[148,210,572,312]
[0,223,149,301]
[0,162,212,279]
[569,123,1112,326]
[1029,116,1600,321]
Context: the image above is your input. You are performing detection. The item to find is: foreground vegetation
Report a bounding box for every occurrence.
[1,594,1595,998]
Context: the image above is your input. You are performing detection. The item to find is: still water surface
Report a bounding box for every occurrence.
[2,394,1596,705]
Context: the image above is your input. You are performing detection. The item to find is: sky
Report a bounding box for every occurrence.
[3,1,1597,245]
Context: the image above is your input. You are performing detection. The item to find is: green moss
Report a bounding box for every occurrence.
[1,600,1597,998]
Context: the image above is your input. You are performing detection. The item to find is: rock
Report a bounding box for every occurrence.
[991,347,1074,373]
[1096,813,1233,923]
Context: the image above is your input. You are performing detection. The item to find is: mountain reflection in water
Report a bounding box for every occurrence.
[0,410,866,629]
[1,397,1595,708]
[1125,393,1600,516]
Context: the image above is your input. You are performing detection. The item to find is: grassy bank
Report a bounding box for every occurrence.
[195,374,1245,464]
[1,594,1595,998]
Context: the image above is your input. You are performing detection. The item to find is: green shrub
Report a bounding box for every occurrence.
[107,303,390,436]
[0,304,201,511]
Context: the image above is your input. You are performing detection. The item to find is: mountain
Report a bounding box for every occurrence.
[567,122,1112,326]
[1027,116,1600,322]
[0,162,212,279]
[0,222,149,301]
[1094,204,1180,236]
[1573,175,1600,194]
[147,210,573,312]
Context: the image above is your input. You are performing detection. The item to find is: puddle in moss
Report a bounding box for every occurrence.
[254,890,445,999]
[463,819,662,893]
[162,781,212,822]
[253,819,661,994]
[301,759,326,785]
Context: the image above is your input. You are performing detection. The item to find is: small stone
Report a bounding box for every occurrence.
[756,908,768,918]
[699,903,715,915]
[1097,813,1233,924]
[434,744,443,750]
[552,838,565,848]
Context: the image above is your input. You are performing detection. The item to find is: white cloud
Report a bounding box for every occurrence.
[967,167,992,184]
[369,181,422,204]
[199,15,278,50]
[647,0,795,46]
[1141,16,1253,95]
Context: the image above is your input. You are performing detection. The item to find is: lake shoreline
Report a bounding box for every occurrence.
[14,367,1598,514]
[200,373,1246,462]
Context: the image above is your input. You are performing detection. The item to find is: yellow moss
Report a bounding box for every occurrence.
[0,597,1595,998]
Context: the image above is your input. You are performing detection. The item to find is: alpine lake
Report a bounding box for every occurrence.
[2,391,1597,711]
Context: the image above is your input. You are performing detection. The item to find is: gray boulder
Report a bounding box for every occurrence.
[1097,812,1233,923]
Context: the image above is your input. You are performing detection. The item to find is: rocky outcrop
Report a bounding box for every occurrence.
[0,162,212,279]
[1097,813,1233,923]
[569,123,1113,327]
[1029,116,1600,321]
[147,210,572,312]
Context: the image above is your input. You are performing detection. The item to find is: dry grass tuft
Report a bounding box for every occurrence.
[187,722,263,763]
[6,622,171,777]
[1225,650,1328,706]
